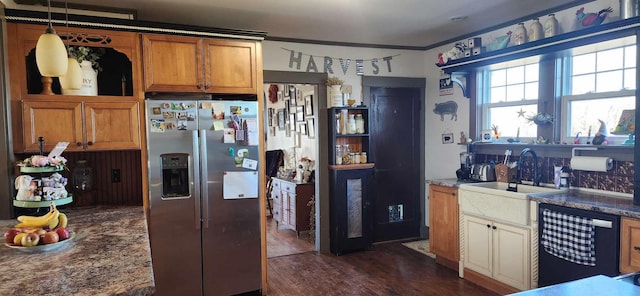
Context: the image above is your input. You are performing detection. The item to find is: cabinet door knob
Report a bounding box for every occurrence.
[197,84,204,90]
[486,224,491,228]
[87,141,94,146]
[76,142,82,146]
[492,226,497,230]
[205,84,211,89]
[634,246,640,251]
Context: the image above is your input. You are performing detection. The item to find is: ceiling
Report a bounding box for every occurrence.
[10,0,584,48]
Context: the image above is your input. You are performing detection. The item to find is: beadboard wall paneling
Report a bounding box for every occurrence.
[15,150,143,207]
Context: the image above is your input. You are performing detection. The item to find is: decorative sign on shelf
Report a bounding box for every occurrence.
[282,48,399,75]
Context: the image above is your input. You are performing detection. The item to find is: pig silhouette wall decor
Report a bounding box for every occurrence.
[433,101,458,121]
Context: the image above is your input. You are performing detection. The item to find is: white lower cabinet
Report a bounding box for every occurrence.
[463,214,530,290]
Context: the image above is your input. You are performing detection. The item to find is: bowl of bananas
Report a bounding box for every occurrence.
[3,203,75,253]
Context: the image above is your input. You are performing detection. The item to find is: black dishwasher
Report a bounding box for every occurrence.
[538,203,620,287]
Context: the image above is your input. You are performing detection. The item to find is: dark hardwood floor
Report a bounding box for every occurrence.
[266,228,499,296]
[267,216,315,258]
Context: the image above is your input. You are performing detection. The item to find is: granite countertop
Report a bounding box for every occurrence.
[0,206,155,296]
[529,189,640,219]
[507,275,640,296]
[426,178,478,188]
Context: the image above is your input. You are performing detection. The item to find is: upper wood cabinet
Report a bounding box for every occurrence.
[142,34,257,94]
[6,23,143,100]
[6,22,144,153]
[21,100,140,152]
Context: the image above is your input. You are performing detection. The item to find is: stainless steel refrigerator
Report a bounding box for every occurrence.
[146,97,261,296]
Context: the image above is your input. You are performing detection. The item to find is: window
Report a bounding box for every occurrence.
[561,36,636,144]
[480,60,540,139]
[476,36,636,145]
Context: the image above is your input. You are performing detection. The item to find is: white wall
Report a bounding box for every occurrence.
[262,0,623,229]
[263,41,426,103]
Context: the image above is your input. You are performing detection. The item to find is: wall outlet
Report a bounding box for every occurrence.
[111,169,121,183]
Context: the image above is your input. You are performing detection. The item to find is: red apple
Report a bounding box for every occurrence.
[4,228,21,244]
[55,227,70,241]
[42,231,59,244]
[21,232,39,247]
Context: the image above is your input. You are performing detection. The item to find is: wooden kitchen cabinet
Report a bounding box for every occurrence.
[143,34,257,94]
[22,100,140,152]
[620,217,640,273]
[270,178,315,236]
[429,184,459,270]
[6,22,144,153]
[463,214,530,291]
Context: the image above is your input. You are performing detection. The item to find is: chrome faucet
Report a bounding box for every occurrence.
[517,148,541,186]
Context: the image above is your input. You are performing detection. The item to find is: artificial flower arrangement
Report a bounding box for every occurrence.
[325,76,344,86]
[18,155,68,171]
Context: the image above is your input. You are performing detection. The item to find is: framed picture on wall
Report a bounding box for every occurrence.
[304,95,313,116]
[268,108,274,126]
[298,122,307,135]
[294,132,301,148]
[283,85,290,98]
[288,101,296,116]
[296,106,304,122]
[269,126,276,137]
[285,100,291,119]
[306,118,315,139]
[289,85,297,102]
[289,114,296,130]
[277,109,285,130]
[285,124,291,137]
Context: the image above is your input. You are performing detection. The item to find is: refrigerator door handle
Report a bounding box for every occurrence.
[200,129,210,229]
[192,130,202,230]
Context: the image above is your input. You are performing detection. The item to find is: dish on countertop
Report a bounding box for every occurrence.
[4,231,75,253]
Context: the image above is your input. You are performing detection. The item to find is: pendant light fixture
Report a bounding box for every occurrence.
[58,0,82,90]
[35,0,68,77]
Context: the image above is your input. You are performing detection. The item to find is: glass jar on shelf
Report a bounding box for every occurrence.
[355,114,365,133]
[360,152,367,163]
[342,144,351,164]
[352,152,361,164]
[347,114,357,134]
[335,113,342,135]
[335,145,343,165]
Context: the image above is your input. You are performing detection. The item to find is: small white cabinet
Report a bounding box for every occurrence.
[463,214,530,290]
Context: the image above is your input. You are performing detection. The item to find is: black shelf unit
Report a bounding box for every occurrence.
[329,167,374,255]
[328,106,370,166]
[327,106,375,255]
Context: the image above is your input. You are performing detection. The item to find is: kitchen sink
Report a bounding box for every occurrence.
[458,182,565,226]
[461,181,564,197]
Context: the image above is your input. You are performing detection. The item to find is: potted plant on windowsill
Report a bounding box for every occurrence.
[61,46,105,96]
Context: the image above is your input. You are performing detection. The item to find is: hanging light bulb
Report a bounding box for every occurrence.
[59,0,82,89]
[35,0,68,77]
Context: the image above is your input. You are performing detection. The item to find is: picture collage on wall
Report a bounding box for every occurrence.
[267,84,315,140]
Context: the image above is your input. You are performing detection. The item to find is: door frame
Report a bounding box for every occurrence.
[362,76,427,238]
[263,71,329,252]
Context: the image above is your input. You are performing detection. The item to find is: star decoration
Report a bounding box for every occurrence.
[517,108,526,118]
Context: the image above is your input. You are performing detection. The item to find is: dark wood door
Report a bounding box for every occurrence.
[370,87,421,242]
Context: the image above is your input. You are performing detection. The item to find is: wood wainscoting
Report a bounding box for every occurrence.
[15,150,143,207]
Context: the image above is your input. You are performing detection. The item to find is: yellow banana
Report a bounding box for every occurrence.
[47,211,60,229]
[17,203,57,224]
[16,209,60,229]
[57,213,68,229]
[17,208,54,224]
